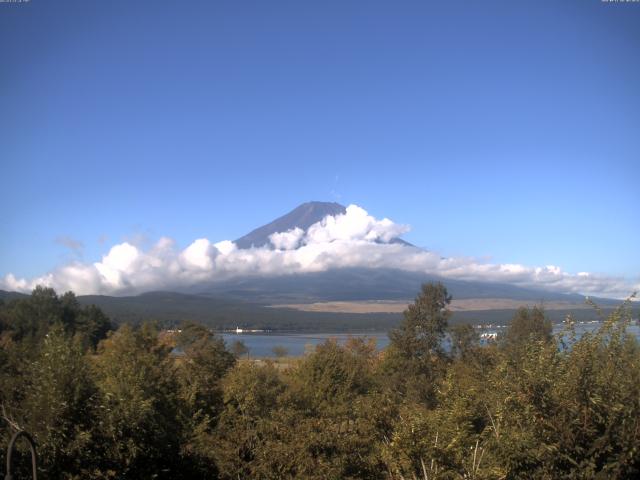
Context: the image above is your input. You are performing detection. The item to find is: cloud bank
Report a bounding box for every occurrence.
[2,205,637,299]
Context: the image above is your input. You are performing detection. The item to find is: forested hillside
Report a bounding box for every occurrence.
[0,285,638,479]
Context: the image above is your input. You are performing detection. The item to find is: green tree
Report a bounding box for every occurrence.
[21,324,98,478]
[92,323,181,479]
[291,339,373,414]
[214,341,384,479]
[5,286,63,342]
[480,302,640,479]
[175,322,235,476]
[449,323,480,360]
[383,282,452,405]
[75,303,113,349]
[502,305,552,348]
[0,287,112,347]
[213,361,286,479]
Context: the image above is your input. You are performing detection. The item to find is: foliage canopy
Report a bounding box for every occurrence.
[0,284,638,479]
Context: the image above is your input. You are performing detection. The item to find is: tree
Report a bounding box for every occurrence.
[231,339,249,358]
[4,286,62,342]
[21,324,98,478]
[75,304,113,349]
[175,322,235,477]
[502,305,552,348]
[0,287,112,347]
[272,345,289,358]
[383,282,452,405]
[449,323,480,360]
[292,339,374,415]
[389,282,452,358]
[92,323,181,478]
[213,361,286,479]
[212,340,385,480]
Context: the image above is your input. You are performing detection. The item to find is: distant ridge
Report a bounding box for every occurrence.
[1,288,625,333]
[0,290,27,302]
[200,267,605,304]
[234,201,347,249]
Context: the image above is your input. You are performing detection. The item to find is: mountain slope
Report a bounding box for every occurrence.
[235,201,346,249]
[234,201,412,249]
[0,290,28,302]
[199,267,611,304]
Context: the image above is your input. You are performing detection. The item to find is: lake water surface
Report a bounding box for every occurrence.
[221,332,390,357]
[222,321,640,358]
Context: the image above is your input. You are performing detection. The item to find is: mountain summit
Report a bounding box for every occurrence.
[234,201,347,249]
[234,201,413,249]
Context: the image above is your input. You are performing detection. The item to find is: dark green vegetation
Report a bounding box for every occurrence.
[78,288,630,332]
[1,284,639,479]
[77,291,404,332]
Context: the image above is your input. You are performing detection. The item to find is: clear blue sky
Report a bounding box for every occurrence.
[1,0,639,281]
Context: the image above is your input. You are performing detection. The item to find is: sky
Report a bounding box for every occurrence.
[1,0,639,297]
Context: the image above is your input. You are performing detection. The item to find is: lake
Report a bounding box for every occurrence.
[222,321,640,358]
[222,332,390,357]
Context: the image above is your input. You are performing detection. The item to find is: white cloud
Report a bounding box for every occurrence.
[305,205,409,244]
[1,204,637,299]
[270,227,304,250]
[180,239,216,270]
[94,242,141,288]
[214,240,237,256]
